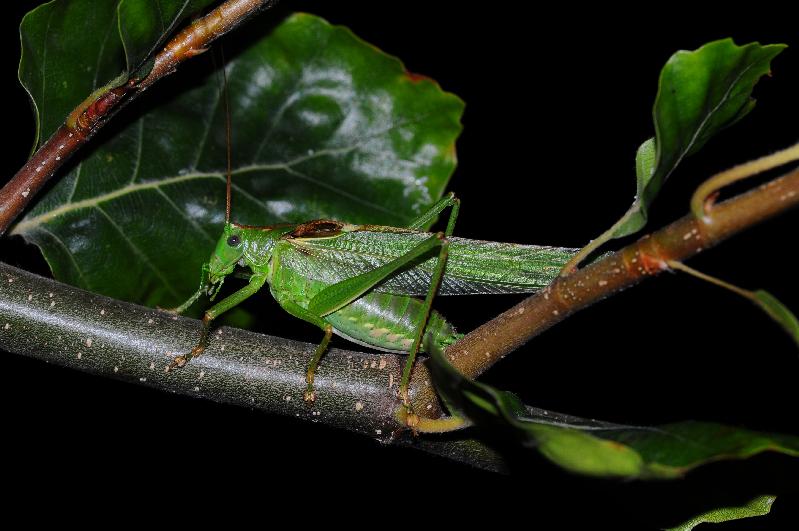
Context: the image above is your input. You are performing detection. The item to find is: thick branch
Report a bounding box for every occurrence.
[1,168,797,460]
[0,262,508,472]
[0,0,277,236]
[422,166,799,407]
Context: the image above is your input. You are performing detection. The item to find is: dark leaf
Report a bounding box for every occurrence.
[427,342,799,478]
[19,0,218,149]
[618,38,785,238]
[13,13,464,307]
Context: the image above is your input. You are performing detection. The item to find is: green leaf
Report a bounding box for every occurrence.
[753,290,799,347]
[427,342,799,478]
[571,39,785,267]
[19,0,217,150]
[566,39,785,271]
[596,421,799,478]
[665,495,776,531]
[635,137,656,183]
[12,13,464,308]
[618,38,785,238]
[20,0,122,149]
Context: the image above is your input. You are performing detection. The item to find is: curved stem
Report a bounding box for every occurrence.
[690,141,799,221]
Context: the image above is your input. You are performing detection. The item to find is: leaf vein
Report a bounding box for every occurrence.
[191,74,225,170]
[154,187,216,242]
[13,172,224,233]
[96,205,180,299]
[34,226,92,291]
[129,116,145,185]
[92,11,116,90]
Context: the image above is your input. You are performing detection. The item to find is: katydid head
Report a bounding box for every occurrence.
[208,222,246,285]
[205,55,294,289]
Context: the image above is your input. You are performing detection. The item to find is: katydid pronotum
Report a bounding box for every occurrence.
[165,55,578,417]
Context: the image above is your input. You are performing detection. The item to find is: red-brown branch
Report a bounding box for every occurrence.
[411,166,799,411]
[0,0,277,236]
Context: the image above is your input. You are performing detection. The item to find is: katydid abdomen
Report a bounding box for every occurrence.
[269,264,460,354]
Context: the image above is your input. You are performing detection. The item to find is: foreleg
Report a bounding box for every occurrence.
[167,272,267,370]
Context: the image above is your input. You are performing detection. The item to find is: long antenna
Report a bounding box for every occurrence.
[220,47,233,223]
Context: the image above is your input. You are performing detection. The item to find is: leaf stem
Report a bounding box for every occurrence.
[690,141,799,221]
[558,214,625,276]
[665,260,753,299]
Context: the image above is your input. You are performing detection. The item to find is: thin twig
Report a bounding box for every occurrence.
[0,0,278,235]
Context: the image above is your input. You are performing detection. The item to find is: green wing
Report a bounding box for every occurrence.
[280,228,577,296]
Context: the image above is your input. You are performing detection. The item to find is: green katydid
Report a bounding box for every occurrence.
[166,58,578,412]
[167,178,577,408]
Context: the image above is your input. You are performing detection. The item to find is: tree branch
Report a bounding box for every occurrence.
[410,165,799,409]
[0,261,509,472]
[0,0,278,236]
[1,163,797,461]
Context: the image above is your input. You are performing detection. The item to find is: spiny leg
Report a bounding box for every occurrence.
[277,299,334,402]
[303,232,454,402]
[167,272,267,370]
[308,233,452,317]
[169,311,213,370]
[164,263,210,315]
[302,194,460,409]
[407,192,460,231]
[305,326,333,402]
[399,198,459,418]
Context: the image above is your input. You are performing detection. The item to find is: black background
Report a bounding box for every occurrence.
[1,1,797,527]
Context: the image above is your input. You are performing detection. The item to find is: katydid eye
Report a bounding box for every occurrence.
[227,235,241,247]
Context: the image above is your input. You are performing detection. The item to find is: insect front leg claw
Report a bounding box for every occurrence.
[303,386,317,403]
[166,344,204,372]
[304,371,317,402]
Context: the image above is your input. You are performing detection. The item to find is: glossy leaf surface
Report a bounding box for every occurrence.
[19,0,216,149]
[13,13,464,307]
[617,39,785,238]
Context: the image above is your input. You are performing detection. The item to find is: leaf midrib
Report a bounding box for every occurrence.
[11,171,224,234]
[14,128,428,235]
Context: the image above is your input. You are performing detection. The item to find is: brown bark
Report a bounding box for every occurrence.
[411,166,799,410]
[0,0,278,235]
